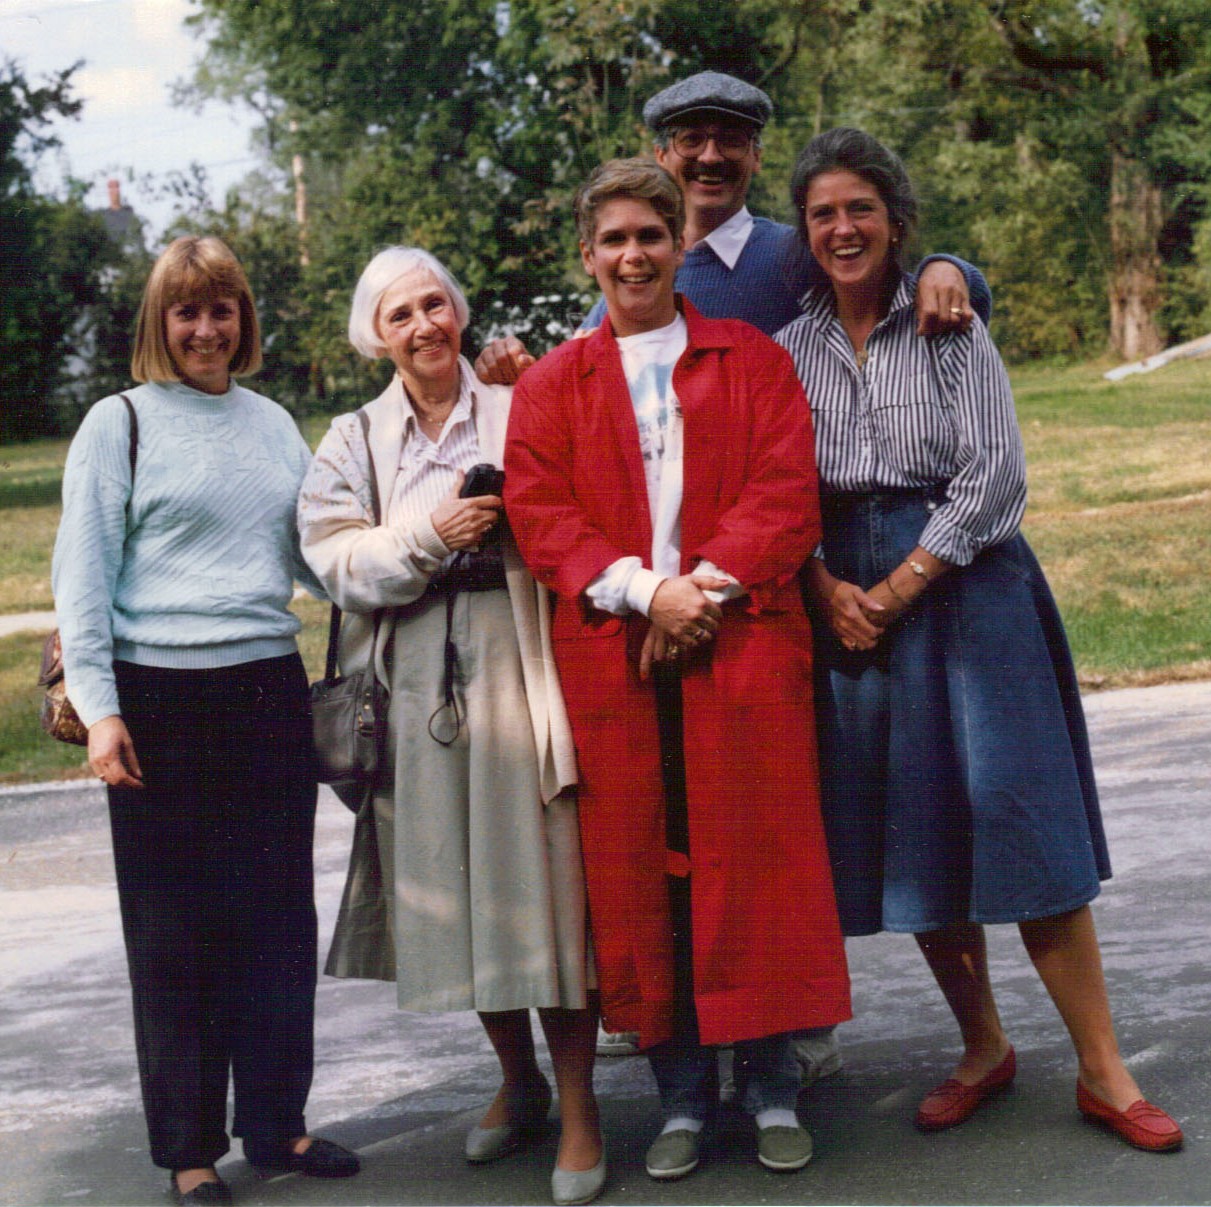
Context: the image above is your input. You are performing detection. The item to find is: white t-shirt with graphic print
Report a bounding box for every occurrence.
[585,315,739,616]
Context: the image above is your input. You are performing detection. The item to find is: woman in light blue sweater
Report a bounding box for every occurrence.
[52,236,359,1205]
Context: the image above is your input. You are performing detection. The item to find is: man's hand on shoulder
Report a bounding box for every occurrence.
[915,260,973,336]
[474,336,535,385]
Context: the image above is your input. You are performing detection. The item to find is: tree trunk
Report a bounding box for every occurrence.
[1107,147,1163,361]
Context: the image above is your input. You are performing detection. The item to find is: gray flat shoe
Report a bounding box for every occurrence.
[465,1073,552,1163]
[551,1154,607,1206]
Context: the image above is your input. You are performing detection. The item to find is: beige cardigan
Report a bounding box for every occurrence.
[298,361,577,805]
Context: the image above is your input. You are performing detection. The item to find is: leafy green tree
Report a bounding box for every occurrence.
[832,0,1211,360]
[184,0,834,406]
[186,0,1211,367]
[983,0,1211,358]
[0,59,116,438]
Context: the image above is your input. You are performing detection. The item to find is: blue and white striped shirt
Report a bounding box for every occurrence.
[774,277,1026,566]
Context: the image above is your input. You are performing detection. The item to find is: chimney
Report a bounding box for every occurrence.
[107,179,122,209]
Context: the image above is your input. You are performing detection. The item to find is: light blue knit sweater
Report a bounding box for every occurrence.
[52,381,324,727]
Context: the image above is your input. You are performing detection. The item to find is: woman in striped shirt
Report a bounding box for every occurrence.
[775,127,1180,1153]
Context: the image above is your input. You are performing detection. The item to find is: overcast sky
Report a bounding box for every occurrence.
[2,0,260,236]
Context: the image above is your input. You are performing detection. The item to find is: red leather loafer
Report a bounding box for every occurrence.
[915,1047,1016,1131]
[1077,1081,1183,1152]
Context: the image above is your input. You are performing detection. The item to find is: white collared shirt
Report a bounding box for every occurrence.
[698,206,754,269]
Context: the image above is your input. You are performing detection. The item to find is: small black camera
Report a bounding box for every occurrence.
[459,463,505,498]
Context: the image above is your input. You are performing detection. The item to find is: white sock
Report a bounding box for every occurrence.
[662,1115,704,1135]
[755,1108,799,1130]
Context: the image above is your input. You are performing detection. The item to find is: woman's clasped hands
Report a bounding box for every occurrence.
[640,573,729,678]
[815,565,942,652]
[808,564,904,653]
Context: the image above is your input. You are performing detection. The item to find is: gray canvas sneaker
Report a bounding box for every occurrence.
[756,1123,813,1171]
[645,1129,701,1179]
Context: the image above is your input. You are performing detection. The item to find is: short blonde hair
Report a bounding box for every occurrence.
[574,158,685,248]
[131,236,262,383]
[347,246,471,360]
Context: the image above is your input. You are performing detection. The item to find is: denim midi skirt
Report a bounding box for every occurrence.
[811,488,1110,936]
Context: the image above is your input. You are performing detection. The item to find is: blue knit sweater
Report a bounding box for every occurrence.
[584,217,992,336]
[52,381,323,726]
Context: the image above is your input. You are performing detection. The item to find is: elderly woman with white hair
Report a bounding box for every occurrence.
[297,247,605,1205]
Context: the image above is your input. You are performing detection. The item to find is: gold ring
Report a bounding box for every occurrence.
[667,645,681,659]
[949,306,963,315]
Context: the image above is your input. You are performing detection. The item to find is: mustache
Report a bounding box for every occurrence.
[684,160,743,184]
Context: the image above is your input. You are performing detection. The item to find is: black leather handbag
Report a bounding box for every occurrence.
[310,609,388,807]
[309,408,389,810]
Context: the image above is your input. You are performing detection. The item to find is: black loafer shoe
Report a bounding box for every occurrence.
[169,1173,233,1205]
[247,1137,360,1179]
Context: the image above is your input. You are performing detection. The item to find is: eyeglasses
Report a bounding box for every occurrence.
[669,127,757,161]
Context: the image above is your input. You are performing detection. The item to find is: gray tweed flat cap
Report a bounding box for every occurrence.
[642,71,773,131]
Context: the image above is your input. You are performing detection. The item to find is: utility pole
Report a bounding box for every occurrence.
[290,118,309,268]
[289,117,323,399]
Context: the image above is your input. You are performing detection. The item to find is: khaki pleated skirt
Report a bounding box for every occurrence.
[373,588,592,1013]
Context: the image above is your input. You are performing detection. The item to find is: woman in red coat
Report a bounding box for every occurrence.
[504,158,850,1184]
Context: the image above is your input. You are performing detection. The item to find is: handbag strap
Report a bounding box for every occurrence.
[323,407,382,682]
[322,598,343,682]
[119,389,138,474]
[120,393,137,508]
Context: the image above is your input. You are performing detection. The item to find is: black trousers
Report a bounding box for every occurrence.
[646,664,704,1070]
[108,655,317,1170]
[654,664,694,1026]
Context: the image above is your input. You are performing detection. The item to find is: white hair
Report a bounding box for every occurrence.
[346,246,471,359]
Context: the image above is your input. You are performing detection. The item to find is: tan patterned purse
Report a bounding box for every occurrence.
[38,629,89,745]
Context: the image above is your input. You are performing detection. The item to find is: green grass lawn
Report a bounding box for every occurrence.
[2,356,1208,781]
[0,437,71,510]
[1013,357,1211,687]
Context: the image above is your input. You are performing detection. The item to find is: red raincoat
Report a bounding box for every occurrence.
[504,299,851,1048]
